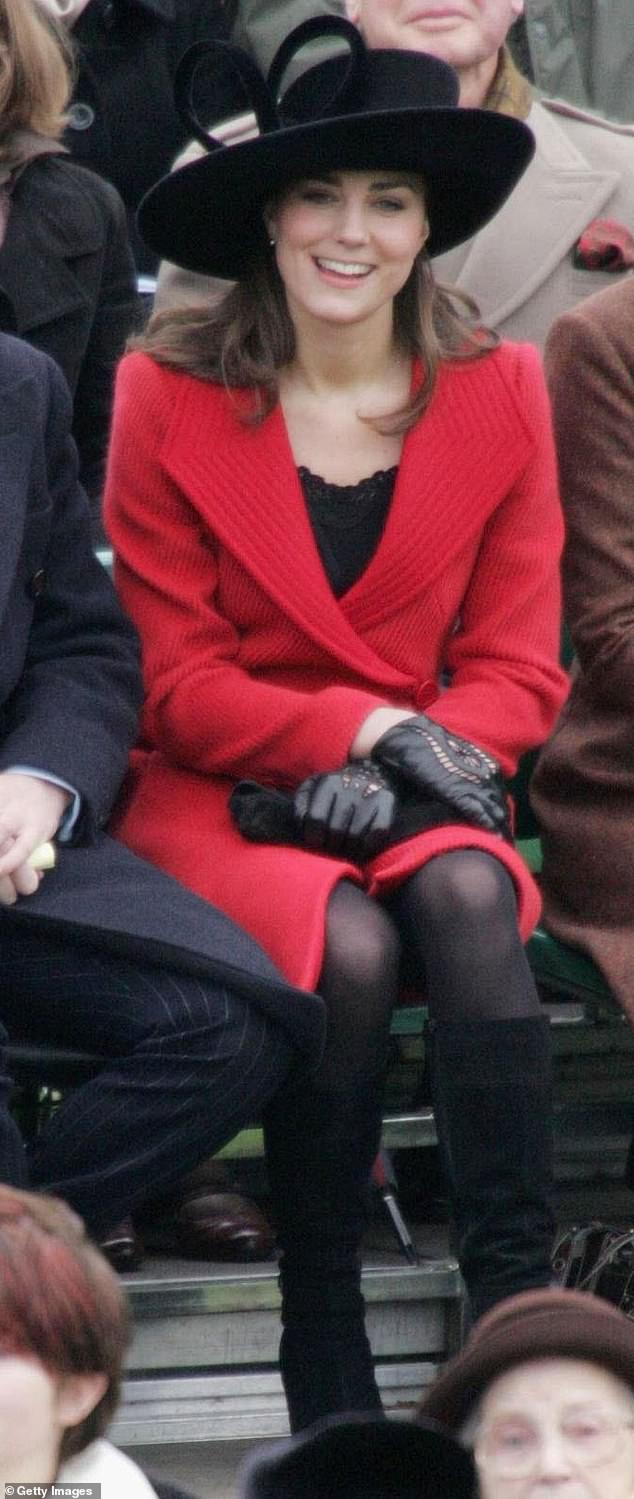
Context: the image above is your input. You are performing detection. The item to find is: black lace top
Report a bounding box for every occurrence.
[298,465,398,598]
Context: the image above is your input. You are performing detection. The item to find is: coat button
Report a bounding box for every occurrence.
[67,101,96,132]
[28,569,46,599]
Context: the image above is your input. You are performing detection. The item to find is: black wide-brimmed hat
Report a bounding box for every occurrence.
[240,1412,475,1499]
[138,16,534,280]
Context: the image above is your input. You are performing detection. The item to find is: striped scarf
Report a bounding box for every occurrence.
[485,46,533,120]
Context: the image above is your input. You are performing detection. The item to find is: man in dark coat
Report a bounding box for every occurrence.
[56,0,232,273]
[0,330,322,1244]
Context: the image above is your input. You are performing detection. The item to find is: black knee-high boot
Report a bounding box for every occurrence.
[264,1075,385,1432]
[430,1014,555,1321]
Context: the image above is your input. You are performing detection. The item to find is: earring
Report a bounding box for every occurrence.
[269,236,276,247]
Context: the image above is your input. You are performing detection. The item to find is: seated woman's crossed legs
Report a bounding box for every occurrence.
[392,849,555,1320]
[265,880,401,1431]
[267,851,554,1428]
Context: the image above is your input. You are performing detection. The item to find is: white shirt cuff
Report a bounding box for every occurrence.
[4,767,82,842]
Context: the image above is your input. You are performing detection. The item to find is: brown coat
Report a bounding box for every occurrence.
[531,277,634,1021]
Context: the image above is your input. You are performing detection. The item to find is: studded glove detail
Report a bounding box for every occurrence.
[373,715,511,838]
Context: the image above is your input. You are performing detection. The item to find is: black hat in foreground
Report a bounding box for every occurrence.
[239,1413,475,1499]
[138,16,534,280]
[420,1287,634,1432]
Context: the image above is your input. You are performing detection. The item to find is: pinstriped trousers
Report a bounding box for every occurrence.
[0,920,295,1236]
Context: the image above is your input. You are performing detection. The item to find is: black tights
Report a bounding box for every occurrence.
[265,881,400,1277]
[389,848,541,1022]
[316,879,401,1089]
[266,850,545,1428]
[315,848,540,1051]
[264,883,399,1428]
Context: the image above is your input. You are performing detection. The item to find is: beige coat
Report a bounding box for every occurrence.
[155,95,634,347]
[434,97,634,347]
[530,277,634,1021]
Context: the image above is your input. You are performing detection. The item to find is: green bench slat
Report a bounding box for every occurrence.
[515,837,613,1007]
[526,925,613,1005]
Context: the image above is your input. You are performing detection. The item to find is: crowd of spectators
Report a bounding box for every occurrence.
[5,1186,634,1497]
[1,0,634,1490]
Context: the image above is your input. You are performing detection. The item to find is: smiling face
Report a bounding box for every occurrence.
[266,169,428,338]
[345,0,524,72]
[475,1357,634,1499]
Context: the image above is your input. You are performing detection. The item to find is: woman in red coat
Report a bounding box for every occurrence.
[106,19,568,1429]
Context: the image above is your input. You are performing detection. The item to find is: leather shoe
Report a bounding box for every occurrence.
[139,1188,275,1262]
[172,1188,275,1261]
[99,1216,144,1273]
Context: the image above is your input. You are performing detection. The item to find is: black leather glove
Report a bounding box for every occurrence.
[373,714,511,838]
[294,759,397,861]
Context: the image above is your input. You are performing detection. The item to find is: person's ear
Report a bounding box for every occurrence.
[511,0,525,17]
[54,1372,108,1431]
[344,0,361,23]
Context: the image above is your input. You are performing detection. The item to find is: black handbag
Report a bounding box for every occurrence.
[552,1222,634,1318]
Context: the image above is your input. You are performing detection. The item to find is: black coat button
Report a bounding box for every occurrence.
[67,101,96,132]
[28,569,46,599]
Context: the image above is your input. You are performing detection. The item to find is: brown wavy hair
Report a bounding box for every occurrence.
[0,0,72,144]
[134,241,497,433]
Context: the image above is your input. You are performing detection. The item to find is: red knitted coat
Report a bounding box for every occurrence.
[105,342,568,990]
